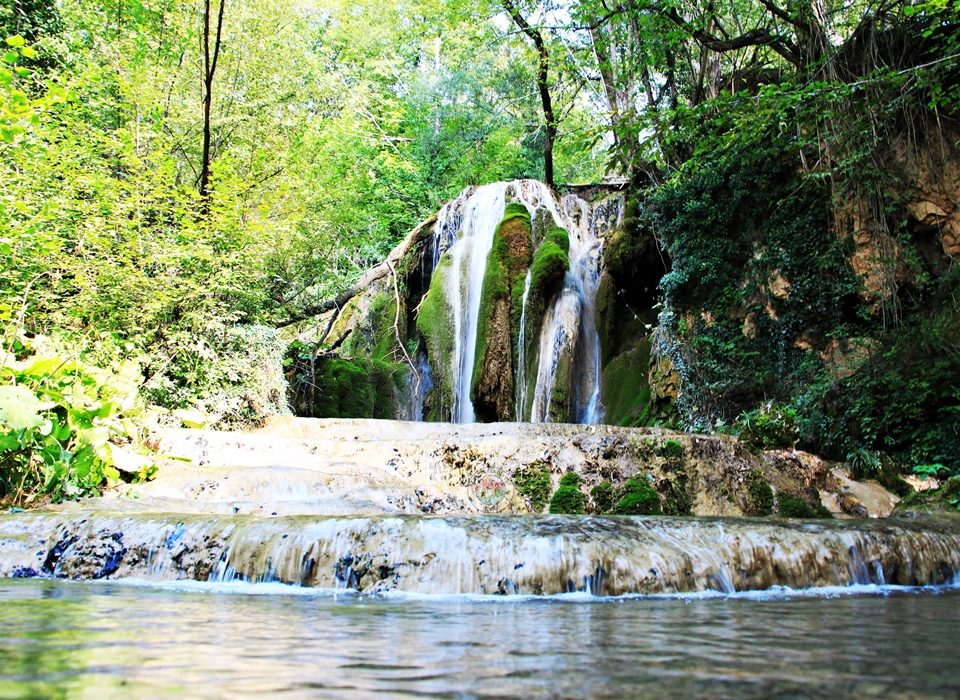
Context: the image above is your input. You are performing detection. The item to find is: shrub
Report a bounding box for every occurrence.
[0,334,146,505]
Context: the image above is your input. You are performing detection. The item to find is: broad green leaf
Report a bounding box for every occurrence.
[19,46,36,59]
[0,385,44,431]
[4,36,25,48]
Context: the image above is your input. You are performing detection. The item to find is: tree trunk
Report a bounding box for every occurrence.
[502,0,556,188]
[198,0,226,209]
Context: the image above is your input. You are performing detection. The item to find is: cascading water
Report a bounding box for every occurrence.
[438,184,508,423]
[421,179,620,424]
[514,269,532,421]
[528,194,609,423]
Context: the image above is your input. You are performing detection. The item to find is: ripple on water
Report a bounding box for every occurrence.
[0,578,959,699]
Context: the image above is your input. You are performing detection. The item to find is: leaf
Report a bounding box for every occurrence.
[4,36,25,48]
[20,46,36,59]
[0,385,45,431]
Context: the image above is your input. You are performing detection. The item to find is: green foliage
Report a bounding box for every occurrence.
[590,480,615,513]
[847,448,882,481]
[913,463,952,479]
[736,403,800,451]
[287,346,403,420]
[745,469,774,516]
[613,475,661,515]
[514,460,552,512]
[0,333,144,505]
[800,302,960,471]
[549,472,585,514]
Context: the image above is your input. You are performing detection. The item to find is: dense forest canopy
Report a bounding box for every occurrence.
[1,0,957,503]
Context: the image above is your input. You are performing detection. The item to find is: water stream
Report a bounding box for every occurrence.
[2,579,958,698]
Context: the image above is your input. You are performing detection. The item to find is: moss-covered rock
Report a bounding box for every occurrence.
[590,480,616,513]
[416,255,456,420]
[549,473,586,514]
[514,460,552,512]
[746,469,774,516]
[516,223,570,418]
[288,354,404,419]
[472,203,532,421]
[614,475,662,515]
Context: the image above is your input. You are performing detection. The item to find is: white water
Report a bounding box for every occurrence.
[515,269,532,421]
[440,184,508,423]
[427,180,619,424]
[529,194,608,423]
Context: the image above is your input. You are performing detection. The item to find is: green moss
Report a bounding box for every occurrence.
[614,475,662,515]
[600,342,652,426]
[514,461,552,512]
[662,439,684,461]
[416,255,455,416]
[301,355,402,419]
[516,221,570,418]
[746,469,774,516]
[777,496,816,518]
[591,480,616,513]
[470,204,533,418]
[549,473,585,514]
[776,488,831,519]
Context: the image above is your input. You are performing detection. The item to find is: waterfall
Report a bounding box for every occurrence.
[528,194,607,424]
[422,179,620,424]
[440,184,508,423]
[515,269,532,421]
[6,510,960,596]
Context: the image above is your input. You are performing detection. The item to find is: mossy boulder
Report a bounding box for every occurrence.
[516,223,570,418]
[288,354,404,419]
[472,203,532,421]
[549,473,586,514]
[745,469,774,516]
[514,460,552,512]
[614,475,662,515]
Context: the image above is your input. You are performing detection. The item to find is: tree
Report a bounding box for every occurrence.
[199,0,226,206]
[502,0,557,187]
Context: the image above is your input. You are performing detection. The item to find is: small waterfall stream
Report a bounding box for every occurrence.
[515,269,532,421]
[4,510,959,596]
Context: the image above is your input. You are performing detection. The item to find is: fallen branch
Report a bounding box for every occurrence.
[277,214,437,329]
[387,260,420,395]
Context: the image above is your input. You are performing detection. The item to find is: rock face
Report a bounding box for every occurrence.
[2,417,952,596]
[3,510,959,595]
[101,418,901,519]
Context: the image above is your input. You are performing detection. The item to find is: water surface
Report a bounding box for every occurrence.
[1,580,958,698]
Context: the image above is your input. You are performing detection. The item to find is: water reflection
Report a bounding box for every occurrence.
[1,580,958,698]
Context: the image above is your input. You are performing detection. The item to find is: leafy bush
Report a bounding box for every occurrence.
[847,448,882,480]
[735,403,799,450]
[0,334,144,505]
